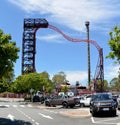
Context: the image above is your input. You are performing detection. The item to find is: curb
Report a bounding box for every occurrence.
[59,109,91,118]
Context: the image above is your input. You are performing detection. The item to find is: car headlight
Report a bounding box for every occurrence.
[94,102,101,106]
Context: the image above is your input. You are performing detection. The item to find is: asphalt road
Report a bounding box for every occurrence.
[0,99,120,125]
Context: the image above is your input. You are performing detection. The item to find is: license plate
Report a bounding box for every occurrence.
[103,108,109,111]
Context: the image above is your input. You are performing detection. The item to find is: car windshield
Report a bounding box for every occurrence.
[93,94,112,101]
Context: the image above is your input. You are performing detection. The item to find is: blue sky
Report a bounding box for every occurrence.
[0,0,120,85]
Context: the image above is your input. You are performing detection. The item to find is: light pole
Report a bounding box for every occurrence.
[85,21,91,88]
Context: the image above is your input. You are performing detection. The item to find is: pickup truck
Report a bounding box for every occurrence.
[45,95,76,108]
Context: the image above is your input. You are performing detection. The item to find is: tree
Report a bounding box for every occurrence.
[52,72,68,86]
[0,29,20,79]
[106,26,120,85]
[11,72,53,94]
[92,79,108,92]
[109,77,120,90]
[0,80,9,93]
[106,26,120,64]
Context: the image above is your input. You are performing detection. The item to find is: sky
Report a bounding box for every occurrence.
[0,0,120,86]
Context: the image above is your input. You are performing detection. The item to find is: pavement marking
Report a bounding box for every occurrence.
[44,109,58,114]
[38,113,53,120]
[91,116,119,124]
[13,105,18,108]
[5,105,10,107]
[16,108,39,124]
[27,104,33,107]
[35,122,40,125]
[0,104,10,108]
[20,105,25,108]
[0,104,33,108]
[7,114,15,121]
[91,117,95,123]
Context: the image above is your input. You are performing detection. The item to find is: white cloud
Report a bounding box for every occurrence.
[65,71,88,84]
[104,64,119,82]
[49,70,88,85]
[36,34,65,44]
[9,0,120,31]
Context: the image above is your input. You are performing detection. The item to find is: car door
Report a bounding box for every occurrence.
[51,95,62,105]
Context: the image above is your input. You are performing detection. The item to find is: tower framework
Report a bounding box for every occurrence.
[22,18,48,74]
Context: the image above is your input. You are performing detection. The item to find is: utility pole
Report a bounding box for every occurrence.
[85,21,91,87]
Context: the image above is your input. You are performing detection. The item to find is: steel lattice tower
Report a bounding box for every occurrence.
[22,18,48,74]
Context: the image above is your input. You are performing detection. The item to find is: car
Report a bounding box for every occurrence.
[117,95,120,110]
[90,93,117,116]
[45,94,76,108]
[32,93,44,103]
[32,95,40,102]
[79,94,92,107]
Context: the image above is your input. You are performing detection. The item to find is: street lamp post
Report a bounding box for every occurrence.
[85,21,91,88]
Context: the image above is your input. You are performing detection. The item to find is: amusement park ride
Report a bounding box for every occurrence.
[22,18,104,92]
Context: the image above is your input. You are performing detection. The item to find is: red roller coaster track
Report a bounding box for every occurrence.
[48,24,104,91]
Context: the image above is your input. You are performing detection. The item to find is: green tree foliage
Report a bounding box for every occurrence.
[106,26,120,64]
[61,86,68,93]
[0,80,9,93]
[109,77,120,90]
[106,26,120,84]
[52,72,68,86]
[0,29,20,79]
[92,79,108,92]
[11,72,53,94]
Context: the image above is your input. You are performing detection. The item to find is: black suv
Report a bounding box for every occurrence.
[90,93,117,116]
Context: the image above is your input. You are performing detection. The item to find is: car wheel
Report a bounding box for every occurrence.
[45,101,50,106]
[62,102,68,108]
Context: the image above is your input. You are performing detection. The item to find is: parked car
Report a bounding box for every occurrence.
[45,94,76,108]
[90,93,117,116]
[79,94,92,107]
[32,91,44,103]
[117,95,120,110]
[33,95,40,102]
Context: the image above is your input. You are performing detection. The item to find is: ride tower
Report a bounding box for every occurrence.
[22,18,48,74]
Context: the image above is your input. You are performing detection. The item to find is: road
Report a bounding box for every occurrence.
[0,100,120,125]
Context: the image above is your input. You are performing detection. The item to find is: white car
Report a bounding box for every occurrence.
[80,94,92,107]
[117,95,120,110]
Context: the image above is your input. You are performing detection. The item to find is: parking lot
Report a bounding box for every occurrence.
[44,106,120,125]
